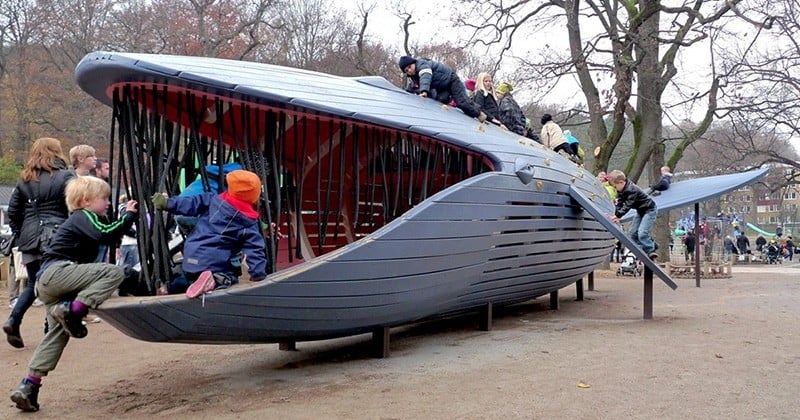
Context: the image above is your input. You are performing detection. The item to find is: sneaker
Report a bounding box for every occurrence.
[8,298,18,309]
[50,302,88,339]
[186,271,216,298]
[10,378,40,412]
[648,252,659,260]
[32,298,44,307]
[3,319,24,349]
[84,314,102,324]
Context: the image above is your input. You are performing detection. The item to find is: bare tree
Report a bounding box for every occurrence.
[0,0,47,162]
[456,0,768,183]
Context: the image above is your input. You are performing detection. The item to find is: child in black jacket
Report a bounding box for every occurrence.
[10,176,137,412]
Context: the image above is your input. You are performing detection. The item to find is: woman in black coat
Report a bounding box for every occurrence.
[3,138,74,348]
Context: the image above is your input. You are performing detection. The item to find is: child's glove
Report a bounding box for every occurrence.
[151,193,168,210]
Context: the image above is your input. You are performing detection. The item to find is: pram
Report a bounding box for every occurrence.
[616,252,641,276]
[765,243,782,264]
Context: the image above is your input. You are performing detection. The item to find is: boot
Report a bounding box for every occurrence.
[50,302,88,338]
[3,318,24,349]
[10,378,40,412]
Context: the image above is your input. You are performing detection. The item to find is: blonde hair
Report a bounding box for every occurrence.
[65,176,110,212]
[476,72,494,97]
[661,166,671,173]
[69,144,96,168]
[608,170,627,184]
[20,137,67,182]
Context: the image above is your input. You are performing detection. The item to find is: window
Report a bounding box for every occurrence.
[769,204,780,212]
[770,216,779,224]
[784,192,797,200]
[741,206,751,213]
[742,195,751,202]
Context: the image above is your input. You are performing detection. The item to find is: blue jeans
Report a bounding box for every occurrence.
[628,207,657,253]
[7,260,41,328]
[119,244,139,268]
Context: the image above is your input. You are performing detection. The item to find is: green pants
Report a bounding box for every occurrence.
[28,261,124,377]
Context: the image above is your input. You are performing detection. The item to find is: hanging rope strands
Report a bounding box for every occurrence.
[109,83,492,294]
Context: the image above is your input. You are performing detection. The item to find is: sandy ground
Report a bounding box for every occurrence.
[1,262,799,419]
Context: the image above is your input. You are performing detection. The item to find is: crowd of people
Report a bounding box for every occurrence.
[398,55,583,164]
[3,136,270,412]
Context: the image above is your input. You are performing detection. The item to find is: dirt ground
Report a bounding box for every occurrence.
[2,262,799,419]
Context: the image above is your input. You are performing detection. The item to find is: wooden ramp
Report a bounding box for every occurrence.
[568,186,678,290]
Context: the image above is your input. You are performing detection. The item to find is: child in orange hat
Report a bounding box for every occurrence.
[152,169,268,297]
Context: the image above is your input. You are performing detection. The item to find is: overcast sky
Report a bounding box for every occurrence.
[348,1,800,152]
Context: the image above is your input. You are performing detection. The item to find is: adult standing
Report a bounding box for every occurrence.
[3,138,75,348]
[755,234,766,253]
[69,144,96,176]
[398,55,487,122]
[494,82,526,135]
[90,157,110,182]
[683,231,696,262]
[736,233,750,257]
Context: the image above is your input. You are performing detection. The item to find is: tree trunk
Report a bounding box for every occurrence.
[629,0,663,183]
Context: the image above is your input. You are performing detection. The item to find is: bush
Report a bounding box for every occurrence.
[0,155,22,185]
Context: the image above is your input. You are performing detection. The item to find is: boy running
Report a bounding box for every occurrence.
[10,176,138,412]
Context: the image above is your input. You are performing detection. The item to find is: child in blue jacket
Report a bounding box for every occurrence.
[152,169,267,296]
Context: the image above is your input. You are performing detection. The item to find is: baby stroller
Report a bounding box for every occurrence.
[616,252,641,276]
[765,243,782,264]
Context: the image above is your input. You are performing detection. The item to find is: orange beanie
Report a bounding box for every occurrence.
[226,170,261,204]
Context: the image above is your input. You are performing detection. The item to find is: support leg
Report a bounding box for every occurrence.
[549,290,559,310]
[372,326,391,358]
[643,266,653,320]
[478,302,493,331]
[278,341,297,351]
[588,271,595,291]
[576,279,584,301]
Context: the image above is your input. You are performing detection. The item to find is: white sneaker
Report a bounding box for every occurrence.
[31,299,44,307]
[8,298,18,309]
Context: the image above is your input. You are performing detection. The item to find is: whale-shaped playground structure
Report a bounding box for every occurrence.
[74,52,767,346]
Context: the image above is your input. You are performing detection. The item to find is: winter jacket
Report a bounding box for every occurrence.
[683,233,696,252]
[614,180,656,218]
[650,173,673,192]
[7,158,74,255]
[42,209,135,266]
[540,121,568,150]
[167,192,267,280]
[736,235,750,253]
[565,132,580,144]
[182,162,243,196]
[473,91,501,122]
[409,59,458,96]
[498,94,526,135]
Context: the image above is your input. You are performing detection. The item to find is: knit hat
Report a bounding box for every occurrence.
[398,56,416,72]
[464,79,476,91]
[541,113,553,125]
[496,82,513,95]
[226,170,262,204]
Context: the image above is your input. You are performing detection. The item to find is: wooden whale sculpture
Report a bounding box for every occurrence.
[74,52,767,345]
